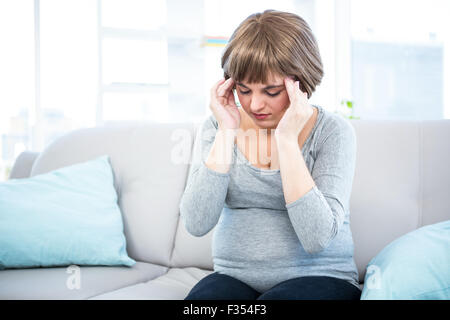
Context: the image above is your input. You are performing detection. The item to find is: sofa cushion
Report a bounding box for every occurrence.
[170,217,214,270]
[361,220,450,299]
[349,121,422,282]
[89,267,213,300]
[421,121,450,225]
[0,155,135,269]
[0,262,168,299]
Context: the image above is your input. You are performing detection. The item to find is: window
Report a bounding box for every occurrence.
[349,0,450,120]
[0,0,98,182]
[99,0,170,124]
[39,0,98,145]
[2,0,448,182]
[0,0,35,181]
[0,0,170,181]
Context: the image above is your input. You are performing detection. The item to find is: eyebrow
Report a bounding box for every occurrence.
[236,82,284,90]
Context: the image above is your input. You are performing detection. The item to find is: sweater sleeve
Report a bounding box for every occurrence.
[179,115,232,237]
[285,118,357,254]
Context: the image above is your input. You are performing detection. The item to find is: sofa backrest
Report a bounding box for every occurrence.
[350,119,450,281]
[29,118,450,283]
[30,121,197,268]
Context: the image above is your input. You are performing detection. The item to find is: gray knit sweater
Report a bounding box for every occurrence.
[179,105,360,293]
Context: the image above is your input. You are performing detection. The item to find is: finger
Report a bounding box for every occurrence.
[296,81,309,103]
[284,77,298,103]
[217,78,234,97]
[226,90,237,107]
[217,78,234,98]
[211,78,226,96]
[291,79,307,101]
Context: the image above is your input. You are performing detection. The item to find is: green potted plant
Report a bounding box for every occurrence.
[335,99,360,120]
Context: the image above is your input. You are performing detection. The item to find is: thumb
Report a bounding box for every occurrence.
[284,77,297,103]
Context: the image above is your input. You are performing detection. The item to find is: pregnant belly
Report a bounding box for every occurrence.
[212,207,307,267]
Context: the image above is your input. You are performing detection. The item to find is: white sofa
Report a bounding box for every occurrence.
[1,118,449,300]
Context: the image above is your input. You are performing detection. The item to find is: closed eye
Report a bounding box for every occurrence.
[239,90,280,97]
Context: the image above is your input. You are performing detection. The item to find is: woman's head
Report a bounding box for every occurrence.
[222,9,323,97]
[221,10,323,128]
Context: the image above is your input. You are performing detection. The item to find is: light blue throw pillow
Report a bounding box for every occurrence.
[0,155,136,269]
[361,220,450,299]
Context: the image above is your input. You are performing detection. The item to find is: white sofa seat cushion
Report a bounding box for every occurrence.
[89,267,213,300]
[0,262,167,300]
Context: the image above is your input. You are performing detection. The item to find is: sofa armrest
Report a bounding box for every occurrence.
[9,151,40,180]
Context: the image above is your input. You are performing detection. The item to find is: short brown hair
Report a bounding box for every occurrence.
[221,9,323,99]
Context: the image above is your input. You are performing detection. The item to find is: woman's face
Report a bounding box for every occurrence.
[234,73,291,130]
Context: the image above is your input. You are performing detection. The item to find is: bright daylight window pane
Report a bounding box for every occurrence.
[40,0,97,145]
[0,0,34,181]
[350,0,449,120]
[205,0,295,38]
[101,0,166,30]
[102,89,169,122]
[102,38,168,85]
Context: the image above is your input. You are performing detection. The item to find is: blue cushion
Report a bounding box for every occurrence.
[0,155,136,269]
[361,220,450,299]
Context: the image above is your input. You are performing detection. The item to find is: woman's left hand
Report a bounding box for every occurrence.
[275,77,314,141]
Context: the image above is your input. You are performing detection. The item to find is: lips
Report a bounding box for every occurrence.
[252,113,270,120]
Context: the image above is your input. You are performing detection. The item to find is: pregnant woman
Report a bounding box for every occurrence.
[180,9,361,300]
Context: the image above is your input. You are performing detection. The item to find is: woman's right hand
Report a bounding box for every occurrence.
[209,77,241,131]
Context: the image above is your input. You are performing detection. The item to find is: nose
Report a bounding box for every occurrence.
[249,94,268,114]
